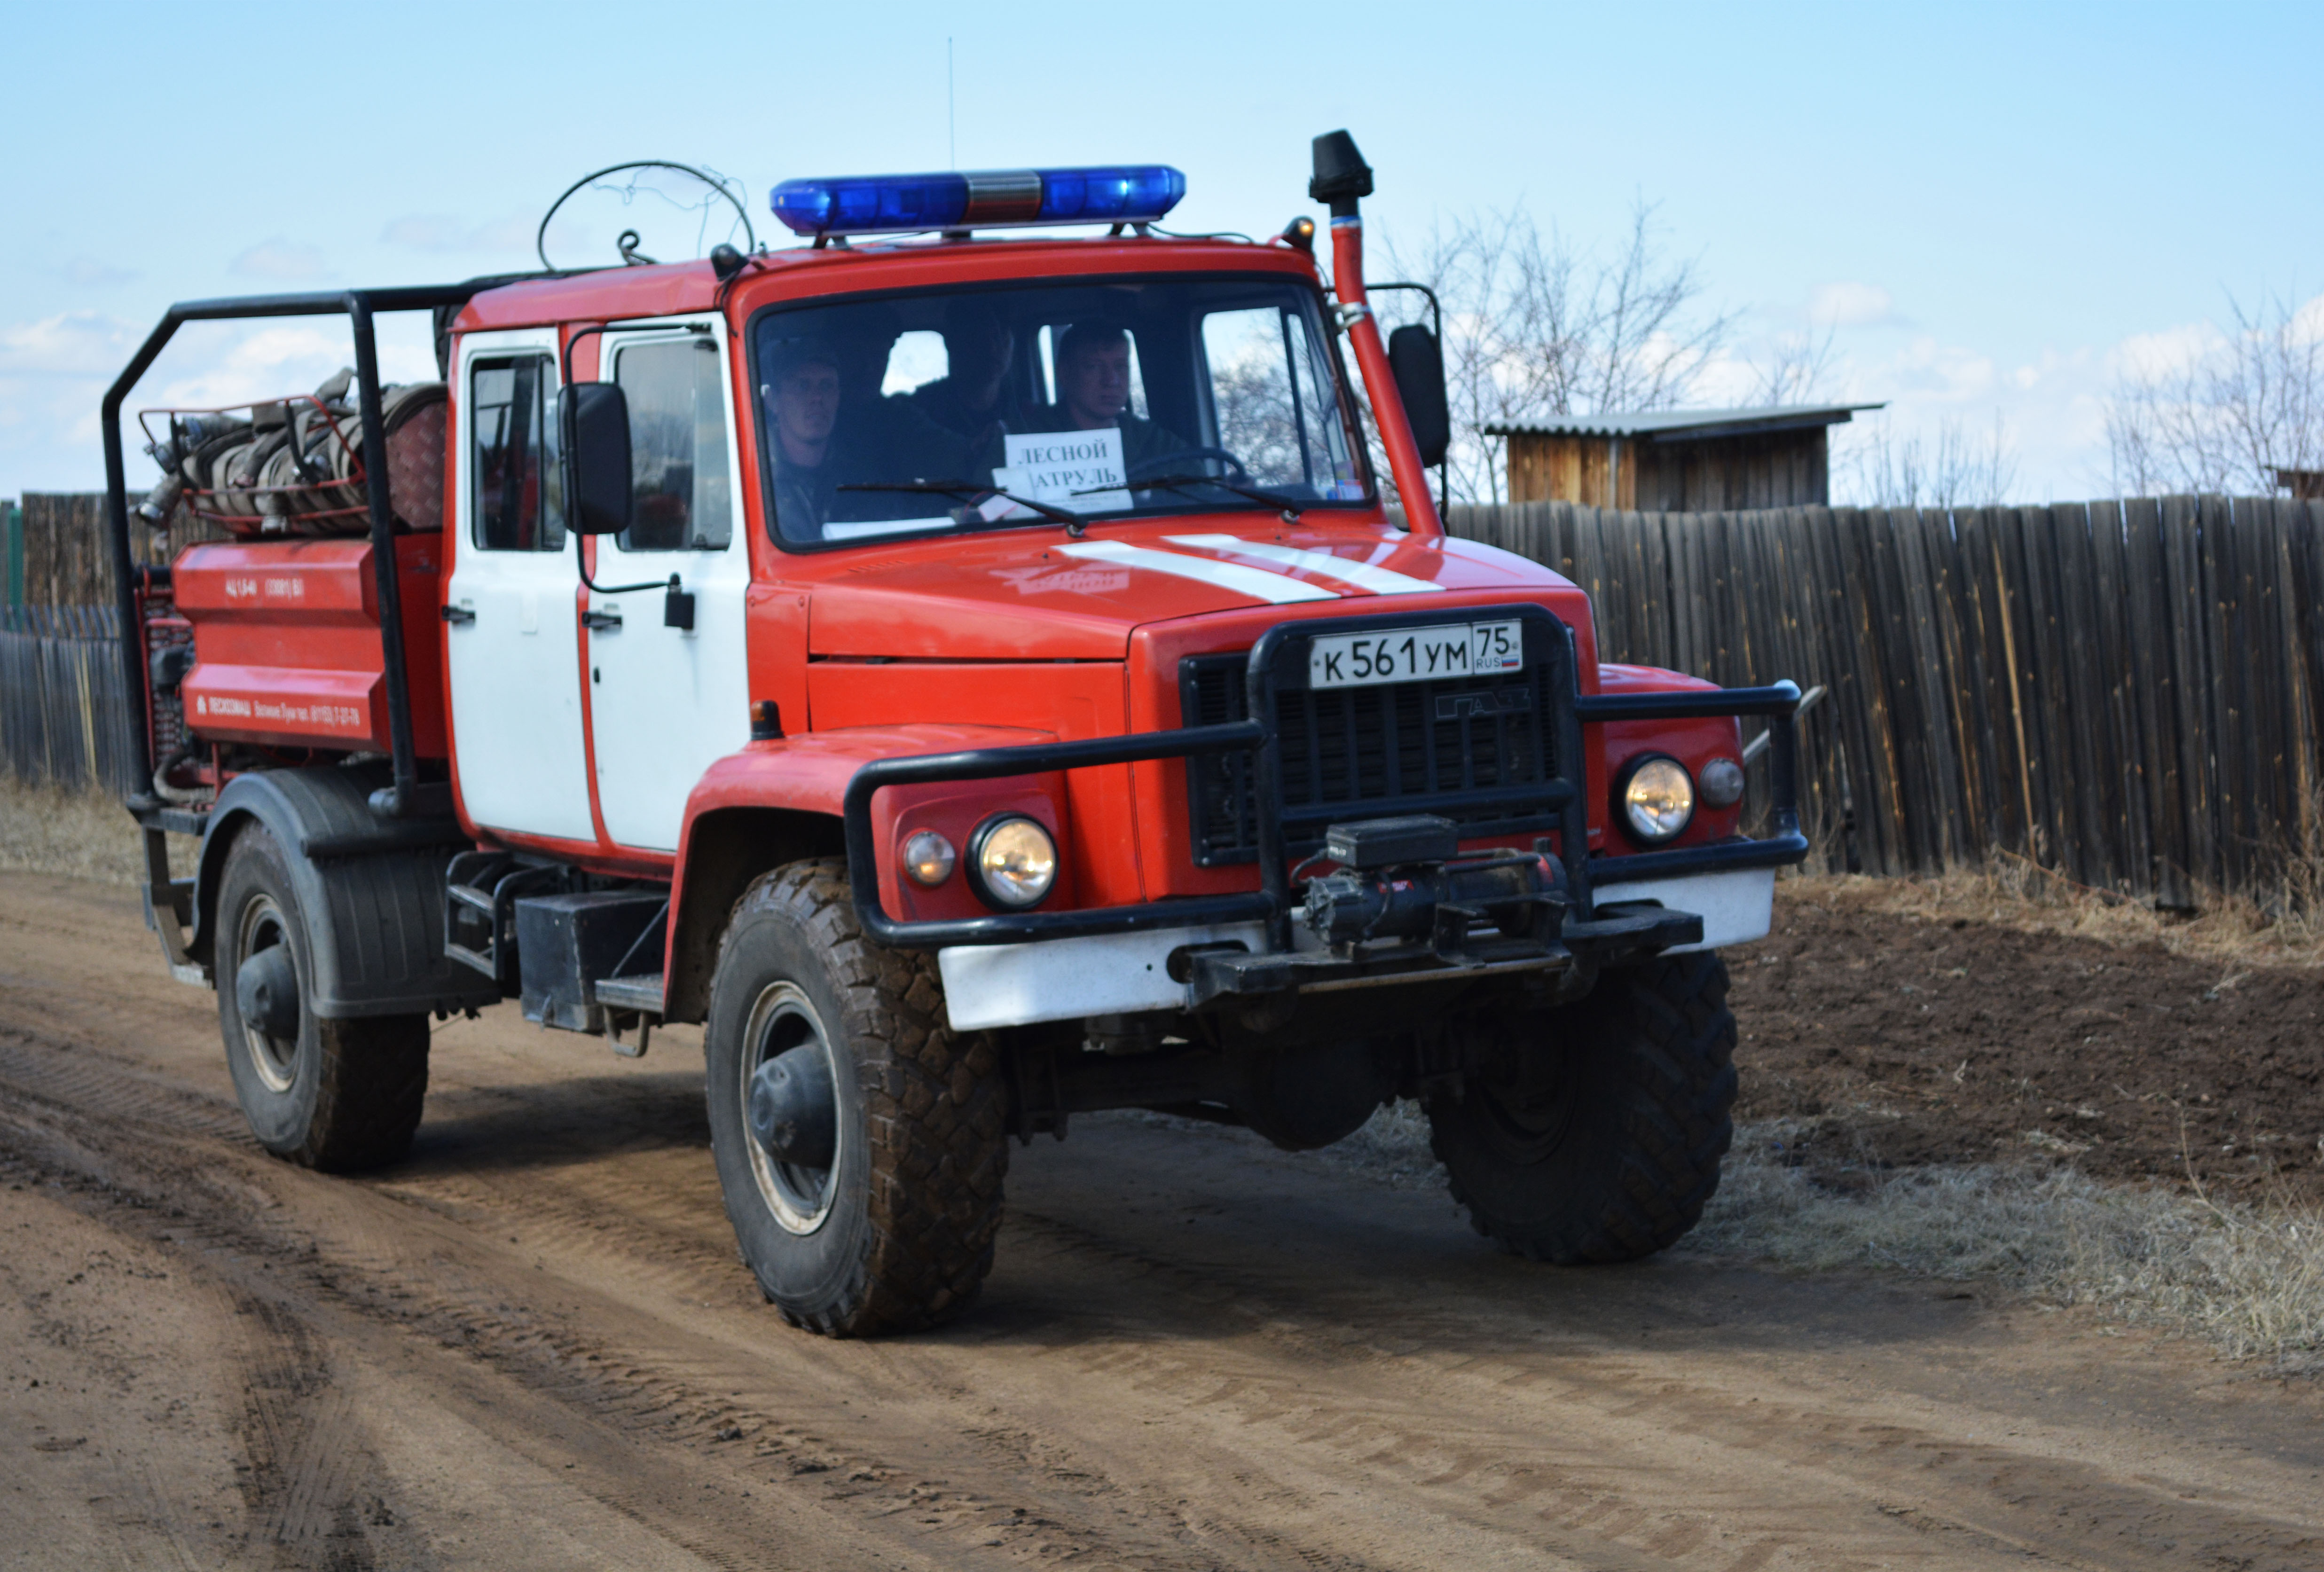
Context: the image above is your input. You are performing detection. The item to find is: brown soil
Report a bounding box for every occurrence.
[5,869,2324,1569]
[1730,883,2324,1201]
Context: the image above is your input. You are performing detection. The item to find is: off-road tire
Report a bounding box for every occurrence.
[1429,951,1736,1263]
[704,858,1007,1336]
[215,824,430,1171]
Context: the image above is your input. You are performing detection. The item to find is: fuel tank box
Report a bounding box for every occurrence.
[173,536,447,755]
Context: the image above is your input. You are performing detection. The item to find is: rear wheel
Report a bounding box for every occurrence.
[215,824,430,1171]
[1429,951,1736,1263]
[704,859,1007,1336]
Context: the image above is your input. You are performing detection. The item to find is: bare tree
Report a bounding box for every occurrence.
[1743,324,1836,408]
[1363,202,1735,504]
[1846,411,2018,509]
[2104,291,2324,496]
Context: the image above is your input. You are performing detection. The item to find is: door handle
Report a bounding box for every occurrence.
[584,607,623,631]
[440,603,475,625]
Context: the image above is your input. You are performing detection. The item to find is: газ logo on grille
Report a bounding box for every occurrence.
[1436,689,1532,721]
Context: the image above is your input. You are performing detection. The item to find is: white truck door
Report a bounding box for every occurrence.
[443,331,596,842]
[585,319,751,853]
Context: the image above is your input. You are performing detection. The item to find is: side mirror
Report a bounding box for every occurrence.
[1387,324,1451,468]
[559,382,633,535]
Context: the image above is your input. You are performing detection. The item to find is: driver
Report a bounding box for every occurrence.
[762,338,843,539]
[1039,322,1187,476]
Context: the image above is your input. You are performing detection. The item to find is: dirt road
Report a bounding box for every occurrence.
[4,871,2322,1570]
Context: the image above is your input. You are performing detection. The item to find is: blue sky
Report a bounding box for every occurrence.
[4,0,2317,502]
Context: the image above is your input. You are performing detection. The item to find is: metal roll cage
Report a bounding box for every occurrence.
[101,283,496,824]
[844,602,1810,953]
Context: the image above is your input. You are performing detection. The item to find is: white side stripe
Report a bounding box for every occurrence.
[1056,540,1338,604]
[1164,534,1444,596]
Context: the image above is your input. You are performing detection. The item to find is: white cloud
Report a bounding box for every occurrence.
[230,238,329,281]
[0,312,135,375]
[2108,319,2221,385]
[1809,281,1896,329]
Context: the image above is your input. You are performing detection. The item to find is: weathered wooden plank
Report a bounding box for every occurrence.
[1833,507,1909,873]
[2244,498,2299,883]
[1956,506,2022,861]
[2159,495,2216,892]
[2195,495,2249,892]
[2049,503,2120,890]
[2288,499,2324,865]
[2085,500,2151,896]
[1867,508,1939,868]
[2121,498,2190,905]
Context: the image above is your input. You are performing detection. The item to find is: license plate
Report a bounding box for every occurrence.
[1306,620,1524,690]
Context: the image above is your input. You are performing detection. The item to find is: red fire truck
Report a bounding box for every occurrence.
[101,133,1806,1336]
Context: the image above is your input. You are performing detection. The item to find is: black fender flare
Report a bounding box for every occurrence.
[191,766,498,1020]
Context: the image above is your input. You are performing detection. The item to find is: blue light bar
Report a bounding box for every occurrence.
[770,165,1186,237]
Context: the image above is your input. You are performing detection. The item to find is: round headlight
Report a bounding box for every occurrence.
[1699,756,1745,809]
[969,816,1057,909]
[1618,755,1696,843]
[901,829,956,887]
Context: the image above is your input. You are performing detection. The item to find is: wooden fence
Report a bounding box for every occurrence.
[10,490,221,608]
[0,605,136,795]
[7,489,2320,907]
[1450,496,2324,906]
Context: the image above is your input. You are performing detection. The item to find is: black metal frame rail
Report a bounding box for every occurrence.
[102,284,494,822]
[844,603,1810,953]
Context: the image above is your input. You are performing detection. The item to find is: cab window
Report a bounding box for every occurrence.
[469,355,564,551]
[615,336,734,552]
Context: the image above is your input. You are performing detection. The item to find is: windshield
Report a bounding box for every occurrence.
[751,275,1370,547]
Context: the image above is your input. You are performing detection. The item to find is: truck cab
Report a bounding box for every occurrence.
[104,133,1806,1335]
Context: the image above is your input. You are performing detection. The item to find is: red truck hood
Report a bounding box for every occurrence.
[801,516,1575,660]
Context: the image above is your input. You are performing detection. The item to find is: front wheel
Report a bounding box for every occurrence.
[704,859,1007,1336]
[1429,951,1737,1263]
[214,824,430,1171]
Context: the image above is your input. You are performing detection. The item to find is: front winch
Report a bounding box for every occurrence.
[1296,814,1568,954]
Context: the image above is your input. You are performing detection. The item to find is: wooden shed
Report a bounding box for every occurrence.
[1487,403,1882,511]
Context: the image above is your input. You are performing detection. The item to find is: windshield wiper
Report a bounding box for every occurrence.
[1093,472,1306,516]
[837,479,1089,534]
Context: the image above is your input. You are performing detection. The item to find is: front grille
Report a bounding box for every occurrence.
[1181,645,1564,865]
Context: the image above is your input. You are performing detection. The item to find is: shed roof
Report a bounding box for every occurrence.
[1483,402,1885,444]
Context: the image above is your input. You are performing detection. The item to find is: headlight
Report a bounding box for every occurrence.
[901,830,956,887]
[968,816,1057,908]
[1617,755,1695,843]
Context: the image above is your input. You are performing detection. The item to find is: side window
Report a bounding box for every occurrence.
[615,337,734,552]
[1201,307,1344,493]
[469,354,564,551]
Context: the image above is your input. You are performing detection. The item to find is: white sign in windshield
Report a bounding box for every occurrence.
[983,428,1131,519]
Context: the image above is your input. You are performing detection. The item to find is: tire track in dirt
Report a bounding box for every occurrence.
[7,873,2324,1570]
[0,1035,1244,1569]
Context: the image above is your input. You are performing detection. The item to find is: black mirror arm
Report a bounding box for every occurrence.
[573,527,674,597]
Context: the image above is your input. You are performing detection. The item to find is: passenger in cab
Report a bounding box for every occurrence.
[910,299,1025,441]
[833,307,970,487]
[1041,323,1187,475]
[763,339,843,538]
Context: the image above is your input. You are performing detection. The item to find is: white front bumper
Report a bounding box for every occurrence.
[1589,866,1776,952]
[937,920,1268,1032]
[934,866,1775,1031]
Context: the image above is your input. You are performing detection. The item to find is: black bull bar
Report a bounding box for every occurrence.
[841,605,1810,975]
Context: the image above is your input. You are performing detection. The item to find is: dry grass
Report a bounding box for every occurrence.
[1698,1125,2324,1373]
[0,778,180,885]
[1785,851,2324,972]
[1297,1104,2324,1372]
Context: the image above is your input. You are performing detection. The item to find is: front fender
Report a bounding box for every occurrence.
[661,724,1062,1021]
